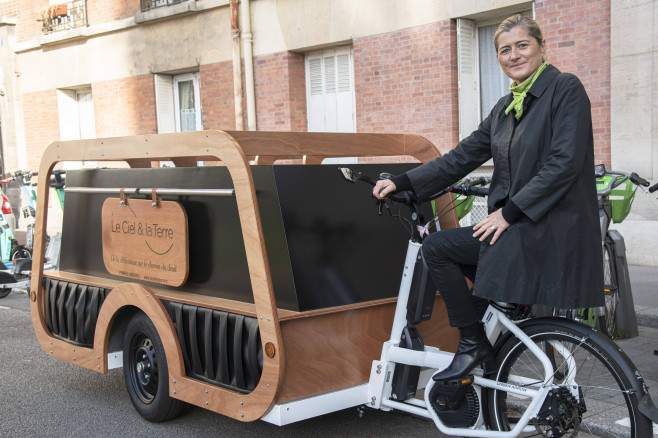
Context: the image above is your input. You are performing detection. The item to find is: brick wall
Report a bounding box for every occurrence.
[0,0,17,18]
[21,75,156,169]
[536,0,611,165]
[22,89,59,170]
[199,61,236,131]
[253,51,307,132]
[354,21,459,157]
[0,0,47,43]
[86,0,140,27]
[92,74,157,138]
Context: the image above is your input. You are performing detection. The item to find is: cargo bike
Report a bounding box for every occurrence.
[30,131,658,436]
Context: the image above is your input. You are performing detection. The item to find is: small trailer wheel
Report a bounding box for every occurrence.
[123,312,185,422]
[0,271,17,298]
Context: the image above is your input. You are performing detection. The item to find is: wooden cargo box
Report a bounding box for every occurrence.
[30,131,459,422]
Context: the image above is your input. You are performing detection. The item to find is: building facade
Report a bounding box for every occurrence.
[0,0,656,264]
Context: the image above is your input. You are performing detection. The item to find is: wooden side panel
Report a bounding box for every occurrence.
[31,132,284,422]
[276,297,457,404]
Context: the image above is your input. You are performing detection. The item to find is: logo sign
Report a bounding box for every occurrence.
[101,198,189,287]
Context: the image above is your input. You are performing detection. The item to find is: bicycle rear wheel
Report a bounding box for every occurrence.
[487,322,652,437]
[599,238,619,337]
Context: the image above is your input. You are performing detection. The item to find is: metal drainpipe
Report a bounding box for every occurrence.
[241,0,257,131]
[230,0,244,130]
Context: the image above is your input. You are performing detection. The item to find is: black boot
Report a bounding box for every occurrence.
[433,322,494,381]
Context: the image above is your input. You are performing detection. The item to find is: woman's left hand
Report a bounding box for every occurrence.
[473,209,510,245]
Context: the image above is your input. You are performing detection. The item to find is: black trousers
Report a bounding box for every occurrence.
[421,226,489,327]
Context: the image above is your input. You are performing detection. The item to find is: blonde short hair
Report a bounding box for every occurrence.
[494,14,544,52]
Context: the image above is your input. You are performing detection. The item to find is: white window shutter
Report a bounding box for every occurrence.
[322,50,338,132]
[335,47,355,133]
[306,52,325,132]
[306,46,355,133]
[457,18,478,140]
[57,89,80,141]
[155,74,175,133]
[76,91,96,140]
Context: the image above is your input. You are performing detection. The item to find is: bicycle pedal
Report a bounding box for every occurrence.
[429,375,479,428]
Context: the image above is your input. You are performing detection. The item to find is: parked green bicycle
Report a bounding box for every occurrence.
[588,164,656,337]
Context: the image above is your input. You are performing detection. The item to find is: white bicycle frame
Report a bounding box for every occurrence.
[263,238,577,430]
[366,240,561,437]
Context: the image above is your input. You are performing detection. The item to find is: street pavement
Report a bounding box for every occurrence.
[1,265,657,437]
[630,264,658,330]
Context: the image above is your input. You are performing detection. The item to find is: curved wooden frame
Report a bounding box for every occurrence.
[30,130,455,421]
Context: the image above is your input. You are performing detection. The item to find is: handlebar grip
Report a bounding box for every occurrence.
[650,182,658,193]
[464,177,490,186]
[630,172,650,187]
[452,185,489,197]
[467,186,489,197]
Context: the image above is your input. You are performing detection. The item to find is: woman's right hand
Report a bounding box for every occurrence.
[373,179,397,199]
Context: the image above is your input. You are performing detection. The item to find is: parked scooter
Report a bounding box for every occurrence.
[0,170,64,298]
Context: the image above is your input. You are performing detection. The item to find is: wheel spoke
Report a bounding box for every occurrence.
[487,326,647,437]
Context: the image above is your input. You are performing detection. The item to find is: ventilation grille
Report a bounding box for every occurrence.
[44,279,111,347]
[163,302,262,393]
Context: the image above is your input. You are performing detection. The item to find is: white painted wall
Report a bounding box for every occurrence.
[610,0,658,266]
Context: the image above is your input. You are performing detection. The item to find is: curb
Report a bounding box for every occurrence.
[635,306,658,330]
[636,312,658,329]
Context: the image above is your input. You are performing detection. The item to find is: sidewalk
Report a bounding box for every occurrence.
[615,265,658,434]
[630,264,658,329]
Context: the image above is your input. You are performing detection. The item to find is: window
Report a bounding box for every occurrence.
[140,0,189,12]
[57,88,96,168]
[477,23,511,122]
[457,17,524,139]
[305,46,356,133]
[154,72,202,133]
[57,88,95,141]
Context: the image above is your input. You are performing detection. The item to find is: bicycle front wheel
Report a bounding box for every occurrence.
[599,239,619,337]
[487,322,652,437]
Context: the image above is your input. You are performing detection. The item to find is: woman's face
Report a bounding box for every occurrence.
[496,25,545,84]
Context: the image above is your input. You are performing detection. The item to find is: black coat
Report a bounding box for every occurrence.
[407,65,604,308]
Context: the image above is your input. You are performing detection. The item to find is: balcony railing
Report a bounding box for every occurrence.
[140,0,190,12]
[40,0,87,34]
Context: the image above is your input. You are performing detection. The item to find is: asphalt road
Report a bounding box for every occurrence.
[0,291,444,438]
[4,290,648,437]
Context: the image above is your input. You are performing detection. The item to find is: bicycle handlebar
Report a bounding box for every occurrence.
[338,167,408,204]
[451,184,490,197]
[339,167,491,240]
[650,182,658,194]
[629,172,650,187]
[422,177,491,202]
[597,169,653,195]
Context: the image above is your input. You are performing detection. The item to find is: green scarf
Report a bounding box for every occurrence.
[505,61,549,120]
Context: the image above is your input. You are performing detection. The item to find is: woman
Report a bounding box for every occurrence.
[373,14,603,381]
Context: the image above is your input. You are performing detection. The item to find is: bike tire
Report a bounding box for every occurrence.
[486,321,653,437]
[599,238,619,338]
[0,287,10,298]
[11,247,32,261]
